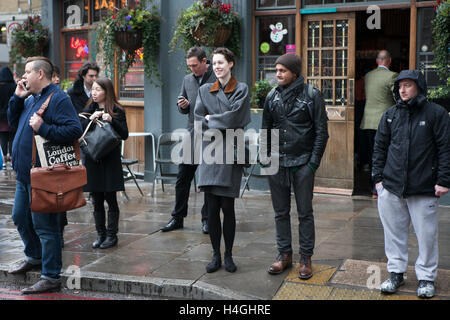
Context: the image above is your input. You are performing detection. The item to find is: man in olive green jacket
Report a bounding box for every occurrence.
[360,50,398,195]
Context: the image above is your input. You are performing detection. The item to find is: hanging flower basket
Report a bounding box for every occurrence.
[191,24,232,47]
[170,0,241,56]
[115,30,143,52]
[9,15,49,65]
[96,0,161,84]
[17,38,48,57]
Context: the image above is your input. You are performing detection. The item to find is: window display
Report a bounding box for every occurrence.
[256,15,295,83]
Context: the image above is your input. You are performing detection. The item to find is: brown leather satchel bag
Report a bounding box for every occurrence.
[30,93,87,213]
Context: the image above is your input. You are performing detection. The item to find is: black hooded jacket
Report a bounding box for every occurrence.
[372,70,450,198]
[0,67,16,121]
[67,78,89,113]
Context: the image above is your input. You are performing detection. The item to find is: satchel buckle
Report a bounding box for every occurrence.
[57,192,63,197]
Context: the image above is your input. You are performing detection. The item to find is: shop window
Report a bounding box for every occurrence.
[92,0,117,22]
[117,0,144,100]
[256,15,295,83]
[304,16,351,107]
[303,0,408,5]
[256,0,295,9]
[303,0,322,4]
[417,7,448,89]
[64,31,89,81]
[63,0,88,27]
[119,51,144,99]
[91,0,131,22]
[62,0,144,101]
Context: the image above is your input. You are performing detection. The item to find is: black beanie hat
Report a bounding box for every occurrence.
[275,53,301,76]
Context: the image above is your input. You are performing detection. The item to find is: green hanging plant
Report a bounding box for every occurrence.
[96,0,161,85]
[170,0,241,57]
[429,0,450,99]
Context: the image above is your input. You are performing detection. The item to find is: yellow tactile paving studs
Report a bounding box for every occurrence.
[284,264,337,285]
[274,282,334,300]
[274,263,338,300]
[273,261,444,300]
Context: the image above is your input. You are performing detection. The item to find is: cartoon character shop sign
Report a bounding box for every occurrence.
[270,22,288,43]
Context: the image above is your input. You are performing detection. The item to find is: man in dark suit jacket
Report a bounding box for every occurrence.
[161,47,216,233]
[67,62,99,113]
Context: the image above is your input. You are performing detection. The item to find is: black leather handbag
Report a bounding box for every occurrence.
[79,114,122,161]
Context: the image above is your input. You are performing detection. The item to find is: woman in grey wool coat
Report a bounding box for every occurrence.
[194,47,251,273]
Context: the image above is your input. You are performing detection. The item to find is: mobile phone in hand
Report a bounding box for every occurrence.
[177,95,186,101]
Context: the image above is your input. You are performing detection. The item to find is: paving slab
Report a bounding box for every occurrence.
[331,259,450,299]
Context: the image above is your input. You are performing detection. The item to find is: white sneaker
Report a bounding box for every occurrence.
[417,280,435,298]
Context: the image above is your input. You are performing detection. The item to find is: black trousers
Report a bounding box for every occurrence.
[360,129,377,167]
[171,164,208,222]
[268,165,315,256]
[0,131,14,158]
[205,192,235,257]
[91,192,120,236]
[360,129,377,192]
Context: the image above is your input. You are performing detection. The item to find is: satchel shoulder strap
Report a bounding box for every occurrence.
[36,92,54,117]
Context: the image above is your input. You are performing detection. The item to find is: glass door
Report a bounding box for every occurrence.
[301,13,355,193]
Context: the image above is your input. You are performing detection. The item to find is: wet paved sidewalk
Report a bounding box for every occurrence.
[1,168,450,300]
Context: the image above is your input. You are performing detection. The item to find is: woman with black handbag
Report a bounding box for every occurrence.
[80,78,128,249]
[194,48,251,273]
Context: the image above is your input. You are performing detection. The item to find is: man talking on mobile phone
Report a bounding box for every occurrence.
[160,47,216,233]
[7,56,82,294]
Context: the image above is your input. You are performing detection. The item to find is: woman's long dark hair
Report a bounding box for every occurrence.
[86,77,124,118]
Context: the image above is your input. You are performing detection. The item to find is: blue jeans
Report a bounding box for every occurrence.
[11,180,62,282]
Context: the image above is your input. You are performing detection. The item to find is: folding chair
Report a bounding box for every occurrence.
[151,132,197,197]
[121,141,144,200]
[240,132,263,198]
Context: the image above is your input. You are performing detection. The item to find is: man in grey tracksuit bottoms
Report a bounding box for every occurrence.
[373,70,450,298]
[160,47,216,234]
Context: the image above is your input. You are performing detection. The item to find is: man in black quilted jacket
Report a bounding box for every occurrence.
[373,70,450,298]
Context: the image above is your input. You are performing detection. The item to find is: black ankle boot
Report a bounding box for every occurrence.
[92,234,106,248]
[100,210,119,249]
[93,211,106,249]
[224,255,237,273]
[99,235,118,249]
[206,254,221,273]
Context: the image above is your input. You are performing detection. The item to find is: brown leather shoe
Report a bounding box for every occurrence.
[8,261,41,275]
[268,253,292,275]
[298,255,313,280]
[22,279,61,295]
